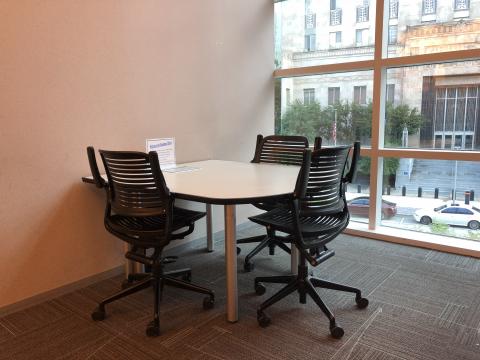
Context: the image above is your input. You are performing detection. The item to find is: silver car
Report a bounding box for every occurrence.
[414,202,480,230]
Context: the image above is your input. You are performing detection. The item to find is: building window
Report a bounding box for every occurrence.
[422,0,436,15]
[454,0,469,10]
[388,25,398,45]
[356,29,369,46]
[328,87,340,105]
[386,84,395,104]
[356,4,369,23]
[389,0,399,19]
[304,34,316,51]
[354,86,367,105]
[305,12,316,29]
[434,86,478,149]
[303,88,315,105]
[330,8,342,26]
[286,88,291,106]
[329,31,342,48]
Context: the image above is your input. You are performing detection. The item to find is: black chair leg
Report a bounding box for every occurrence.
[92,276,153,322]
[164,267,191,281]
[255,275,294,285]
[258,280,298,314]
[274,240,291,255]
[244,236,271,272]
[99,277,152,309]
[305,280,344,338]
[163,276,214,297]
[305,280,335,324]
[309,277,361,297]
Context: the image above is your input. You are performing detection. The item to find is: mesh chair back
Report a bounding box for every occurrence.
[298,146,352,216]
[252,135,309,165]
[99,150,171,218]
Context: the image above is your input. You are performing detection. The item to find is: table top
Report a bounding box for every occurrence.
[83,159,300,205]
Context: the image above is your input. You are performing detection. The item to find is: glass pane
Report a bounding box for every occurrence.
[346,156,371,224]
[384,61,480,151]
[274,0,375,69]
[381,158,480,242]
[274,71,374,146]
[385,0,480,58]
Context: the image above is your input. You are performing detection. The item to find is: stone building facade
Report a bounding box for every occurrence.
[275,0,480,150]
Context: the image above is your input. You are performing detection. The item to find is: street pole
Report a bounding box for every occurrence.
[453,160,458,204]
[334,109,337,146]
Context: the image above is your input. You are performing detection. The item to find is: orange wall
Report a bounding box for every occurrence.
[0,0,273,308]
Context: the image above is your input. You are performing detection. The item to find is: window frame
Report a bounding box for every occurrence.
[388,25,397,45]
[303,88,316,105]
[356,5,370,23]
[328,86,341,105]
[273,0,480,256]
[354,85,367,105]
[454,0,469,11]
[422,0,436,15]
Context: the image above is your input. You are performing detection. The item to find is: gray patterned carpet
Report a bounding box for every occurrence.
[1,226,479,359]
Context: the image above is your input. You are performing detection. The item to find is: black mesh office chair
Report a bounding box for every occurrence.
[237,134,309,271]
[87,147,214,337]
[250,142,368,339]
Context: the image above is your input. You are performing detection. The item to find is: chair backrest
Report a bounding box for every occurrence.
[87,146,107,189]
[313,136,322,150]
[252,134,309,165]
[295,143,359,217]
[99,150,171,218]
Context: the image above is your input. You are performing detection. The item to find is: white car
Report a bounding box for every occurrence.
[414,202,480,230]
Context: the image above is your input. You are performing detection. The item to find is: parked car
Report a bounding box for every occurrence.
[347,196,397,219]
[413,202,480,230]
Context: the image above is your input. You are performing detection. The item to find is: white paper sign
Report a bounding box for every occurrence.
[146,138,176,169]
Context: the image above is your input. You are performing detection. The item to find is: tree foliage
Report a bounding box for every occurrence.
[279,100,423,177]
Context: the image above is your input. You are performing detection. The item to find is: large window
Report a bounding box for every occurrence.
[422,0,436,15]
[354,86,367,105]
[328,87,340,105]
[274,0,480,250]
[303,88,316,104]
[454,0,469,10]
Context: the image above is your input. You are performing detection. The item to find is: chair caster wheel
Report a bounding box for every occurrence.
[244,261,254,272]
[236,247,241,255]
[91,307,106,321]
[255,282,266,296]
[330,324,344,339]
[182,272,192,282]
[257,312,271,328]
[146,320,160,337]
[356,297,369,309]
[203,296,215,310]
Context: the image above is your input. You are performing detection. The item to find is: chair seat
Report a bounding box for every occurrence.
[248,207,348,248]
[107,207,205,236]
[253,199,287,212]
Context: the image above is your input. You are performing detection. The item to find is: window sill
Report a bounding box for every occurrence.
[454,10,469,19]
[355,22,370,30]
[421,14,436,23]
[345,221,480,258]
